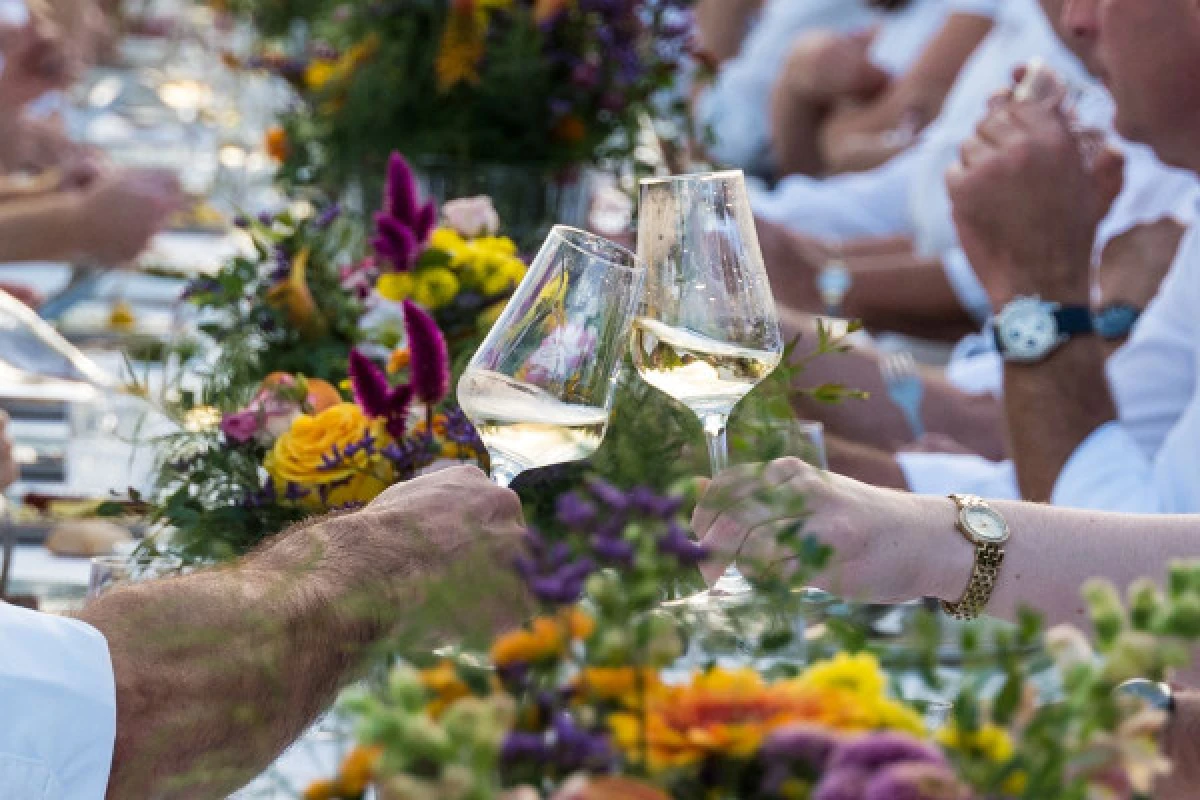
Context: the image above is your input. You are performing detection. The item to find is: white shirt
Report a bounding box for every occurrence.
[1054,212,1200,513]
[0,603,116,799]
[697,0,878,174]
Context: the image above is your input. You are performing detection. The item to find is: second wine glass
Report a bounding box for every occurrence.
[458,226,645,487]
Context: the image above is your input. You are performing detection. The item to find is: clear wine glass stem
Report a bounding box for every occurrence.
[702,414,731,476]
[488,452,520,488]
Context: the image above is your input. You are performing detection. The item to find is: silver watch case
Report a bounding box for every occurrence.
[995,296,1067,364]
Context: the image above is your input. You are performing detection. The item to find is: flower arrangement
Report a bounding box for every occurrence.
[235,0,695,230]
[141,154,513,562]
[308,476,1200,800]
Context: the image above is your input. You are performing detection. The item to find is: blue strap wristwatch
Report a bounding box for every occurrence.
[994,298,1142,363]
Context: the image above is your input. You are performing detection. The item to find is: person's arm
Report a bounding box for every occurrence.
[693,0,762,67]
[946,84,1127,502]
[820,13,994,175]
[693,459,1200,628]
[756,219,977,340]
[79,466,530,799]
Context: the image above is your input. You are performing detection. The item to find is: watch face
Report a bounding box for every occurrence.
[998,303,1060,361]
[961,506,1010,544]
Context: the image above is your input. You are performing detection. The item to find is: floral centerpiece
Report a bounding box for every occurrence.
[240,0,695,244]
[141,153,524,561]
[303,478,1200,800]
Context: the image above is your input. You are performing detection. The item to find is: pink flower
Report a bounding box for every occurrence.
[220,411,260,444]
[442,195,501,238]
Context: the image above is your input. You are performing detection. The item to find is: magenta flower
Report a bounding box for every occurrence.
[372,152,436,272]
[220,411,260,444]
[404,299,450,407]
[349,349,414,440]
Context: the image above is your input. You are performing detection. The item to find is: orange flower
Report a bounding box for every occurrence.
[421,661,472,718]
[338,745,382,795]
[491,609,594,667]
[305,379,343,412]
[302,779,341,800]
[265,125,289,162]
[608,668,906,772]
[435,10,486,91]
[387,347,411,374]
[551,115,587,144]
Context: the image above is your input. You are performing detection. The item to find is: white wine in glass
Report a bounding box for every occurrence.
[458,226,645,487]
[635,170,784,597]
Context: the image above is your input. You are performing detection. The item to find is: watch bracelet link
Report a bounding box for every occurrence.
[941,542,1005,621]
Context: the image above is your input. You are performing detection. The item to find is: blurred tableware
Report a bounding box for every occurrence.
[87,553,184,600]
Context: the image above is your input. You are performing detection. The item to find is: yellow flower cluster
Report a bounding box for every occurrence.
[376,228,525,311]
[265,403,394,508]
[305,34,381,92]
[937,722,1027,794]
[609,654,925,773]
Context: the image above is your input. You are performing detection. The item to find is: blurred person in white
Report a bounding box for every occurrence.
[753,0,1097,341]
[0,0,182,306]
[0,466,532,799]
[768,0,997,178]
[694,5,1200,790]
[695,0,980,179]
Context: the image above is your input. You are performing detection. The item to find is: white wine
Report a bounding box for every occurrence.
[458,368,610,475]
[632,318,781,417]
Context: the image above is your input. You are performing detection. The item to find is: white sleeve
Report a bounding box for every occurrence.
[897,451,1020,500]
[0,603,117,800]
[1051,422,1163,512]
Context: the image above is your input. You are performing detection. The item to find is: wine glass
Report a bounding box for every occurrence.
[458,226,645,487]
[633,171,784,594]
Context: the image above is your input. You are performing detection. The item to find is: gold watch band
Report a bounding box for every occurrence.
[941,494,1007,621]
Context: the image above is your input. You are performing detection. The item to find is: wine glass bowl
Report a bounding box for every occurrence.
[458,226,645,487]
[633,170,784,470]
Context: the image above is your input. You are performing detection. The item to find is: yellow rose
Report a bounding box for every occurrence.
[377,272,415,302]
[411,267,461,310]
[265,403,393,508]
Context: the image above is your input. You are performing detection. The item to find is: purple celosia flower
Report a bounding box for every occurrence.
[863,762,971,800]
[349,348,414,440]
[372,152,436,271]
[403,299,450,407]
[829,732,948,773]
[813,768,870,800]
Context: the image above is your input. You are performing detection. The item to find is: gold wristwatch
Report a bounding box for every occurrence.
[942,494,1010,621]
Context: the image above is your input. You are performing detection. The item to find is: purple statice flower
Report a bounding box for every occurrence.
[349,348,414,441]
[243,476,275,508]
[441,406,482,447]
[182,277,221,301]
[372,152,436,272]
[403,300,450,407]
[381,438,428,477]
[658,520,709,566]
[627,486,682,518]
[501,731,550,765]
[829,733,948,774]
[514,528,595,606]
[864,762,971,800]
[556,491,598,528]
[314,203,342,229]
[284,482,311,502]
[257,211,275,226]
[586,478,630,512]
[551,712,614,771]
[814,768,870,800]
[590,534,635,567]
[233,214,251,228]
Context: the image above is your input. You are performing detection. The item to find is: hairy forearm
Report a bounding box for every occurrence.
[82,513,529,798]
[1002,337,1117,502]
[916,497,1200,628]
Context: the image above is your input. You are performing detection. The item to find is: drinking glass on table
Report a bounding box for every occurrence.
[633,171,784,595]
[458,226,645,488]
